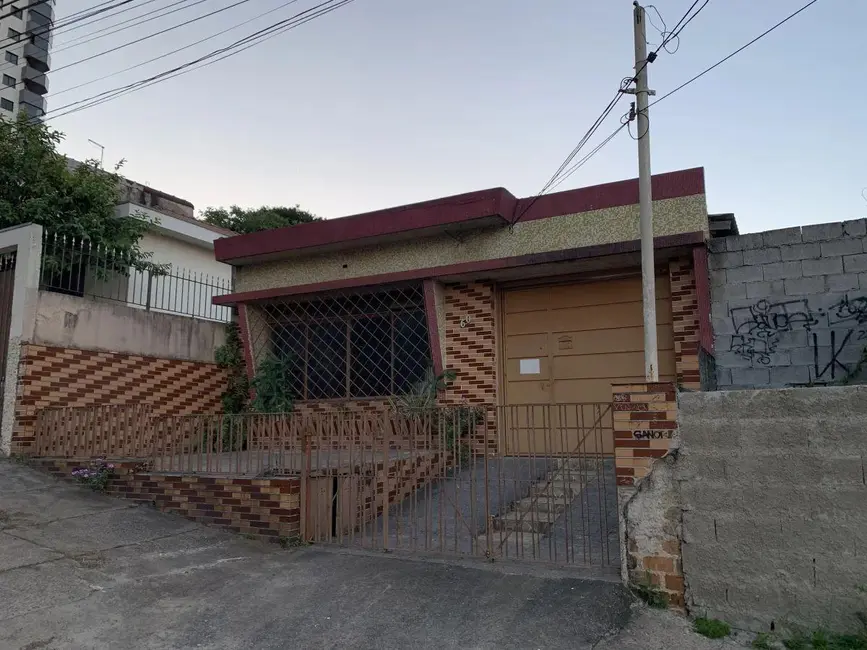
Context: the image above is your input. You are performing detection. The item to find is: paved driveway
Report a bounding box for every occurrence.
[0,460,736,649]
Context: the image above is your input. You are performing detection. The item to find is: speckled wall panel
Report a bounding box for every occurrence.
[12,344,227,454]
[236,195,709,293]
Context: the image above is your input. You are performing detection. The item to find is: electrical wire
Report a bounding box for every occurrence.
[547,123,629,192]
[41,0,355,122]
[649,0,821,108]
[52,0,212,53]
[0,0,138,48]
[50,0,302,98]
[48,0,259,77]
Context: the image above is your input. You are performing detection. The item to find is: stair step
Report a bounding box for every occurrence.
[492,509,559,534]
[514,497,568,513]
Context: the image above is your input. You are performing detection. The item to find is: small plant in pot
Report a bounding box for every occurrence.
[71,458,115,492]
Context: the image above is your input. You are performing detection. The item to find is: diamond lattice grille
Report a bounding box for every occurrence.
[248,285,432,400]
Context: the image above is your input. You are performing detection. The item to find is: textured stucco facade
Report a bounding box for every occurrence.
[234,194,708,294]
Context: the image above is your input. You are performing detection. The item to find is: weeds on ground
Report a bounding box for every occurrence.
[631,571,668,609]
[9,453,31,466]
[71,458,114,491]
[753,632,773,649]
[278,535,307,549]
[693,617,731,639]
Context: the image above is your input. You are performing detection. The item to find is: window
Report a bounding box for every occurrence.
[11,6,22,19]
[264,286,431,400]
[7,28,20,42]
[4,51,18,65]
[2,75,14,88]
[0,98,13,112]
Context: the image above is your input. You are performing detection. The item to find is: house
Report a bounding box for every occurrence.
[42,170,235,322]
[212,167,713,455]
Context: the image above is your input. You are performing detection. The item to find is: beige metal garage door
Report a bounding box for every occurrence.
[501,275,676,454]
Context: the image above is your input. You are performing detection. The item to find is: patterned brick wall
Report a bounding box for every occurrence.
[669,257,702,391]
[12,344,227,454]
[612,382,683,609]
[33,458,301,542]
[441,282,497,405]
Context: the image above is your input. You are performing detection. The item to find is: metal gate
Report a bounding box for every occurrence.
[0,251,16,424]
[303,403,618,569]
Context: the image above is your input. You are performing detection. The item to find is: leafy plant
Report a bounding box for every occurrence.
[694,617,731,639]
[753,632,773,649]
[71,458,114,492]
[631,571,668,609]
[249,353,295,413]
[215,323,249,414]
[388,368,456,413]
[0,113,159,273]
[201,204,319,234]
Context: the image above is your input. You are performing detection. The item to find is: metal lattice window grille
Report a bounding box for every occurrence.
[38,232,232,322]
[249,285,432,400]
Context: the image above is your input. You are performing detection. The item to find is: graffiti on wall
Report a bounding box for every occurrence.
[730,295,867,380]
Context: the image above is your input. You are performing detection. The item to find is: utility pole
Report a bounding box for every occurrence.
[632,2,658,381]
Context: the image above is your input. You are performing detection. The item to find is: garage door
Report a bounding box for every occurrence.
[501,275,676,454]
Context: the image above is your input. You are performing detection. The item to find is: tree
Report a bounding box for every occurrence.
[0,113,156,271]
[201,204,319,234]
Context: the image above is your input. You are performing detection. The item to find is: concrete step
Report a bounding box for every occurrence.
[513,496,568,514]
[491,509,559,534]
[530,480,584,499]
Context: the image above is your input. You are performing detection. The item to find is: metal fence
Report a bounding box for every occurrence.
[39,233,232,322]
[32,402,618,569]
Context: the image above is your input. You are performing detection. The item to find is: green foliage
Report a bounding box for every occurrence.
[201,204,319,234]
[250,353,294,413]
[693,617,731,639]
[215,323,249,414]
[388,368,456,413]
[631,571,668,609]
[753,633,773,649]
[0,113,157,271]
[278,535,307,549]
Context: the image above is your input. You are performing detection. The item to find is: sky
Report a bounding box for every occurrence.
[23,0,867,232]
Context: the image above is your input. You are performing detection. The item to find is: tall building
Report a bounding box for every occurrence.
[0,0,52,120]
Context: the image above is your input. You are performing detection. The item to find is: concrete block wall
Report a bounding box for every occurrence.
[710,219,867,389]
[677,387,867,633]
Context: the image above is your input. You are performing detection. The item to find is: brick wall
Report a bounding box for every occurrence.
[670,257,702,390]
[12,344,227,454]
[613,382,683,609]
[33,458,301,542]
[441,282,497,405]
[710,219,867,388]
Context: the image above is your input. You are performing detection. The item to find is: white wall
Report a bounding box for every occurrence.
[127,231,233,322]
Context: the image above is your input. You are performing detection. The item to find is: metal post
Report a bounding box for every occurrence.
[633,2,659,381]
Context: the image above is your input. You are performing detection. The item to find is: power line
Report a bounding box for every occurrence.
[48,0,258,77]
[649,0,820,108]
[509,1,711,226]
[547,123,629,193]
[52,0,212,52]
[50,0,303,98]
[0,0,138,48]
[41,0,355,122]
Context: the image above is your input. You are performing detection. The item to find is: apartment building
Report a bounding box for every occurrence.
[0,0,52,119]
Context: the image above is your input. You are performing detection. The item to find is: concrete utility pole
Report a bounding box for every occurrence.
[632,2,658,381]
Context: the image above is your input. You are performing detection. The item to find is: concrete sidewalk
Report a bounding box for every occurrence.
[0,460,735,649]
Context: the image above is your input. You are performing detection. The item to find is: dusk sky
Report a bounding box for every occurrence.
[28,0,865,232]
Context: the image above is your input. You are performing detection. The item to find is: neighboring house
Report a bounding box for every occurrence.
[212,167,715,454]
[42,171,236,322]
[0,0,52,119]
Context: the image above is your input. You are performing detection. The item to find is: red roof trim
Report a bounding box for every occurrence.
[214,168,705,264]
[215,231,706,306]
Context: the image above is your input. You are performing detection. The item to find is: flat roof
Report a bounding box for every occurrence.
[215,167,705,266]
